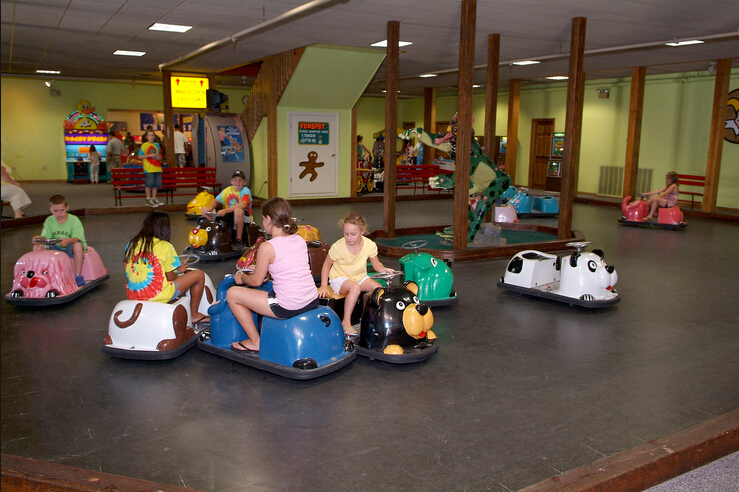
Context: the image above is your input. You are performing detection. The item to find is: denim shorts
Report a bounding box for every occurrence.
[50,243,74,258]
[144,172,162,189]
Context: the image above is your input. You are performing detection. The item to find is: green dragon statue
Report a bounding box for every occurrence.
[400,113,511,243]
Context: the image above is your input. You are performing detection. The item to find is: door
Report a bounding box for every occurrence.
[528,119,554,190]
[289,112,339,197]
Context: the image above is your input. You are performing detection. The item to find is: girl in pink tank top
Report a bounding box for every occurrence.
[642,171,680,221]
[227,197,318,353]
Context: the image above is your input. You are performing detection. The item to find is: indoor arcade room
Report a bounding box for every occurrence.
[2,1,739,492]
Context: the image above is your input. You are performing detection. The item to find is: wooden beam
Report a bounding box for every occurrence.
[383,20,400,238]
[623,66,646,199]
[519,408,739,492]
[161,70,176,168]
[557,17,587,240]
[423,87,437,165]
[505,78,520,184]
[702,58,732,213]
[484,33,500,161]
[351,104,358,197]
[267,60,278,198]
[454,0,476,250]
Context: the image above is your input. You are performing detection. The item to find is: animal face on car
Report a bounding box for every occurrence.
[189,217,232,254]
[559,249,618,300]
[360,281,435,355]
[10,251,78,298]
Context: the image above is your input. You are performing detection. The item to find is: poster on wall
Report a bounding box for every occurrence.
[140,113,166,131]
[551,132,565,158]
[288,112,338,197]
[218,126,244,162]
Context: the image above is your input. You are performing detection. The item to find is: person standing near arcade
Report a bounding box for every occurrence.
[173,124,189,168]
[106,131,122,169]
[138,130,163,207]
[88,145,101,184]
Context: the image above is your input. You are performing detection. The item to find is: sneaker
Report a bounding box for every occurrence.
[153,198,165,206]
[75,274,85,287]
[146,198,158,207]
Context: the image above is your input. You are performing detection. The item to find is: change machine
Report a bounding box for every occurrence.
[191,114,251,189]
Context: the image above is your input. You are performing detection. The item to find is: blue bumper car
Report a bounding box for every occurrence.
[198,277,355,380]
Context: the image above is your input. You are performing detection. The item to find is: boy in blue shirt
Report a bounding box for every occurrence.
[201,170,252,248]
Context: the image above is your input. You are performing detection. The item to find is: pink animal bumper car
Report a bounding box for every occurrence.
[618,196,686,230]
[6,238,109,306]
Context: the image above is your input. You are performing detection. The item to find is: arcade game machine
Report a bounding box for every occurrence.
[546,132,564,192]
[191,112,251,190]
[63,100,112,183]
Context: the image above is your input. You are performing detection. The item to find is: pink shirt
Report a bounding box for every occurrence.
[664,186,679,207]
[268,235,317,310]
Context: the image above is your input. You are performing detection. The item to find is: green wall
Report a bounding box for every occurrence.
[1,76,250,181]
[373,69,739,210]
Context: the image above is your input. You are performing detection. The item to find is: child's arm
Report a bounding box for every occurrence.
[643,185,666,196]
[369,256,396,274]
[658,183,678,198]
[201,198,220,217]
[239,242,273,287]
[317,256,335,298]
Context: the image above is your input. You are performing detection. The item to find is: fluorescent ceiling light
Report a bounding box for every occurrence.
[382,90,400,93]
[114,50,146,57]
[512,60,540,66]
[149,23,192,33]
[371,40,412,48]
[546,76,569,80]
[36,69,60,74]
[473,84,482,88]
[665,39,704,47]
[419,74,437,78]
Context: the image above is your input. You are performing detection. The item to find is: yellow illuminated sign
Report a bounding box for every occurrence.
[171,76,209,108]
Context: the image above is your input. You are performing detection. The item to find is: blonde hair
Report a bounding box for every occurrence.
[338,212,369,235]
[261,197,297,234]
[666,171,679,186]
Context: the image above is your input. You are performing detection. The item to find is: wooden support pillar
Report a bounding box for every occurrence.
[351,104,358,197]
[702,58,732,213]
[423,87,437,165]
[506,78,520,184]
[454,0,476,250]
[557,17,587,240]
[484,33,500,161]
[383,20,400,238]
[266,61,278,199]
[162,70,175,168]
[623,67,646,199]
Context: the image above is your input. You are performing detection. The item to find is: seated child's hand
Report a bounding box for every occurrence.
[59,239,71,248]
[216,209,227,217]
[317,286,331,298]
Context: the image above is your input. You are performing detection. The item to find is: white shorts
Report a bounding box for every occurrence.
[329,276,370,294]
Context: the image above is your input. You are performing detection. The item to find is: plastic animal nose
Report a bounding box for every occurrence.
[26,271,35,278]
[606,265,614,273]
[416,304,428,316]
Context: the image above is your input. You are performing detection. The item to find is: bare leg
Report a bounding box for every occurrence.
[145,186,152,200]
[339,278,382,330]
[226,287,274,351]
[174,269,208,322]
[72,242,84,275]
[234,208,245,240]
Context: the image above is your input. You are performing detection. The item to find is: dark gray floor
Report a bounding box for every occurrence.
[2,197,738,492]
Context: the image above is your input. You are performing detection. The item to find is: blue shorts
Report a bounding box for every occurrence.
[168,288,182,302]
[50,243,75,258]
[144,172,162,189]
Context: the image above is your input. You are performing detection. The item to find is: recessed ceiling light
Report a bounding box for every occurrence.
[665,39,704,47]
[512,60,540,66]
[546,76,569,80]
[419,74,437,78]
[114,50,146,57]
[382,90,401,93]
[36,69,60,74]
[371,40,412,48]
[473,84,482,88]
[149,23,192,33]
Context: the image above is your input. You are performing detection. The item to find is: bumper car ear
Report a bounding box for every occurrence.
[402,281,419,295]
[370,287,385,307]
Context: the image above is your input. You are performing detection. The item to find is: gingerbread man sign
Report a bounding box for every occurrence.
[298,151,324,181]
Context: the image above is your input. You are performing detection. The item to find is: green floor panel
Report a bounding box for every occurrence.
[375,230,557,250]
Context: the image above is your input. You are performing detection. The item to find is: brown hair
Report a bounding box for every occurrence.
[666,171,679,186]
[261,197,297,234]
[48,195,67,206]
[338,212,368,235]
[124,211,171,262]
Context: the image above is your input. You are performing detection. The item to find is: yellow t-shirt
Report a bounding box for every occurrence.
[328,237,378,282]
[125,238,180,302]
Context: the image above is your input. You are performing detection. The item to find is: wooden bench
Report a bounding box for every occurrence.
[395,164,450,194]
[111,167,221,206]
[677,174,705,210]
[162,167,221,199]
